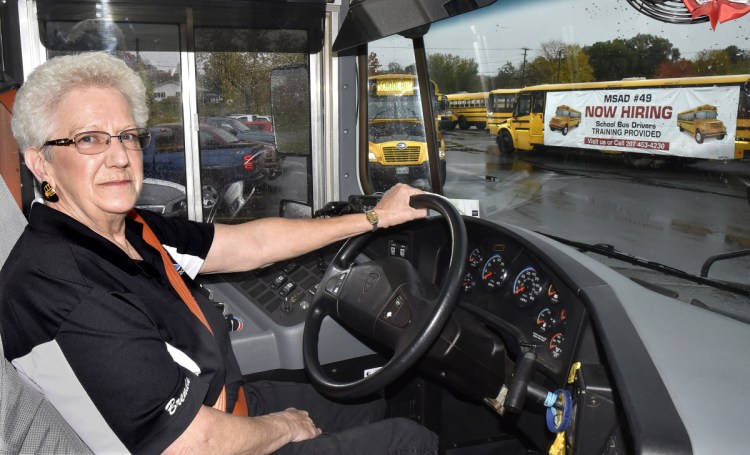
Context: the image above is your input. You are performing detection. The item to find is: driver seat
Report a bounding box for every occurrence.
[0,175,92,454]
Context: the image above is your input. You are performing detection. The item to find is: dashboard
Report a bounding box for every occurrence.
[456,223,586,379]
[197,211,750,455]
[205,216,587,383]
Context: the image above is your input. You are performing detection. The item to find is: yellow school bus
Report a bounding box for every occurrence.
[495,74,750,162]
[548,105,582,135]
[445,91,489,130]
[367,74,446,187]
[486,89,520,136]
[676,105,727,143]
[437,93,457,131]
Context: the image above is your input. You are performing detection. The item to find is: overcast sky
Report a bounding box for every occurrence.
[371,0,749,75]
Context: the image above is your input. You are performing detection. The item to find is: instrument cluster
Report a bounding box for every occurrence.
[460,238,579,373]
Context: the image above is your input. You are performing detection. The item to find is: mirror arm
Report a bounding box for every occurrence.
[412,36,443,194]
[357,48,376,195]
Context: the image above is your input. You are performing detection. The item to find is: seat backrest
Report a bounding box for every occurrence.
[0,177,93,454]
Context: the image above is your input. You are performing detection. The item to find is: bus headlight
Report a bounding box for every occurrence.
[439,149,446,159]
[368,151,377,162]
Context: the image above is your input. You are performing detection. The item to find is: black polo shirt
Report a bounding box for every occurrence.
[0,204,243,454]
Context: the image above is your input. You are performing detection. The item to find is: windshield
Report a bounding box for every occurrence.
[369,96,424,120]
[230,118,253,132]
[696,110,719,119]
[367,0,750,320]
[205,126,241,144]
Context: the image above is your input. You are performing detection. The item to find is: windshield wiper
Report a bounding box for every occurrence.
[538,232,750,298]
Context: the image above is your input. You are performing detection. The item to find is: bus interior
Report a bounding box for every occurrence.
[1,1,750,454]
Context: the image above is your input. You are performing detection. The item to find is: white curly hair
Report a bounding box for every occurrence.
[11,51,149,156]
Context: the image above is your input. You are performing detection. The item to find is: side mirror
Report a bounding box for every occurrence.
[279,199,312,218]
[270,63,311,156]
[205,181,253,223]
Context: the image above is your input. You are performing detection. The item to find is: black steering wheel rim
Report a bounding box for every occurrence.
[303,193,468,399]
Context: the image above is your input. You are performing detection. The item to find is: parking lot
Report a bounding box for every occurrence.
[442,128,750,286]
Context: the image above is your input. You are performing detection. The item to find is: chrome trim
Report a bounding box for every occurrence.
[180,9,202,221]
[19,1,47,79]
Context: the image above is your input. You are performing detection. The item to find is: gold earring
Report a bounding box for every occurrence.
[41,181,59,202]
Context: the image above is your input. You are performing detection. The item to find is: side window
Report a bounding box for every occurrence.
[517,94,532,116]
[532,93,545,113]
[43,18,312,224]
[192,47,309,222]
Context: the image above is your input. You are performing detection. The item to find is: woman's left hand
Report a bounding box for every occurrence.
[371,183,428,229]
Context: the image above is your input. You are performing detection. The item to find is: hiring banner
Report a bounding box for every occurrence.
[544,86,740,159]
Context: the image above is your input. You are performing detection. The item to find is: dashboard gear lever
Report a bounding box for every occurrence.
[502,351,564,415]
[504,351,537,413]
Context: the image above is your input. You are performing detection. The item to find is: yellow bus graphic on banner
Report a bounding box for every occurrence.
[548,105,582,136]
[676,105,727,144]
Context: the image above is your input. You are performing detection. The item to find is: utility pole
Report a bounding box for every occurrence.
[557,49,562,83]
[521,47,529,86]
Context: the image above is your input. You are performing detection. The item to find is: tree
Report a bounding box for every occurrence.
[386,62,406,74]
[199,52,303,116]
[694,49,733,76]
[426,53,481,93]
[494,61,520,88]
[724,46,750,73]
[654,59,697,78]
[724,45,745,65]
[628,34,675,78]
[368,52,382,75]
[584,34,675,80]
[584,39,634,81]
[525,41,594,85]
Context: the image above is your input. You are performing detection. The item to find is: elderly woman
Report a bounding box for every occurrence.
[0,52,438,454]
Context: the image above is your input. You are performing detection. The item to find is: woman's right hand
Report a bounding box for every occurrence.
[163,405,322,454]
[273,408,322,442]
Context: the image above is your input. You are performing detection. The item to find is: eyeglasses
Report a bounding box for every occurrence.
[43,128,152,155]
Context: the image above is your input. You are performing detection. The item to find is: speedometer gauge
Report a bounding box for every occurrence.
[480,254,508,290]
[512,266,543,307]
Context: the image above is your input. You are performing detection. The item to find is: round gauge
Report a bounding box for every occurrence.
[549,332,565,359]
[468,248,483,268]
[480,254,508,290]
[535,307,559,333]
[547,284,560,304]
[512,266,543,306]
[462,272,476,293]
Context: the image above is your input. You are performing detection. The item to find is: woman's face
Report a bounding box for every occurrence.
[44,86,143,225]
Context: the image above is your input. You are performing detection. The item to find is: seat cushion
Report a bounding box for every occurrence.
[1,357,93,454]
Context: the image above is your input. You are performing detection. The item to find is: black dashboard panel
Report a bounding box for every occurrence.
[458,223,587,378]
[348,217,588,382]
[213,216,587,381]
[216,244,340,327]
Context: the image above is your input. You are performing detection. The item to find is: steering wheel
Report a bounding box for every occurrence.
[303,193,468,399]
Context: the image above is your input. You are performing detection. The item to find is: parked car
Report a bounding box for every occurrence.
[203,116,274,143]
[230,113,274,134]
[231,113,272,123]
[135,178,187,218]
[243,119,274,133]
[143,123,268,209]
